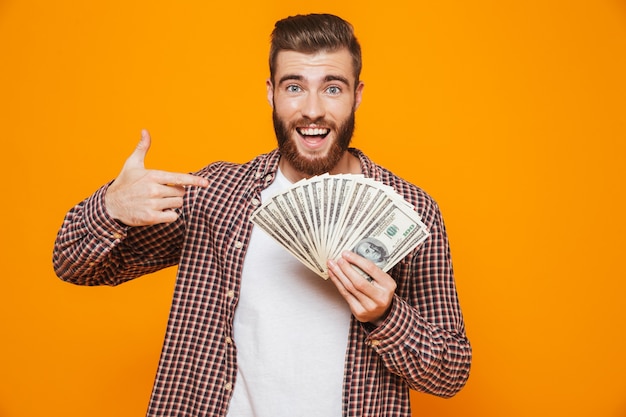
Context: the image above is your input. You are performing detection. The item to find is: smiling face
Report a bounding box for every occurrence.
[267,48,365,181]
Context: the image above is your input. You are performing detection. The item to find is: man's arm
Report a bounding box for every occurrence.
[53,130,209,286]
[327,201,471,397]
[361,296,471,398]
[53,184,187,285]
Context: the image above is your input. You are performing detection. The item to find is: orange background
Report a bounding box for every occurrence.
[1,1,625,416]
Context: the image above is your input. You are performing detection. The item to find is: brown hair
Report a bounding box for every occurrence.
[269,13,362,87]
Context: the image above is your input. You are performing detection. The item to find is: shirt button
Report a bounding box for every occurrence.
[255,172,263,179]
[112,232,123,239]
[225,336,233,345]
[234,241,243,249]
[265,174,274,183]
[370,339,381,347]
[227,290,235,298]
[224,382,233,391]
[251,198,261,206]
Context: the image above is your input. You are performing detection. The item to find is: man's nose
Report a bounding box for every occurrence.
[301,92,325,121]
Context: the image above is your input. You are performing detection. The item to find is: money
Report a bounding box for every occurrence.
[250,174,430,280]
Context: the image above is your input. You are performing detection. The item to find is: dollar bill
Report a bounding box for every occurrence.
[250,174,430,280]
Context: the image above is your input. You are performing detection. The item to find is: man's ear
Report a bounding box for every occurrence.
[354,81,365,110]
[266,78,274,108]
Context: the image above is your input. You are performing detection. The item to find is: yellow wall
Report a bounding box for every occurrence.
[1,1,625,416]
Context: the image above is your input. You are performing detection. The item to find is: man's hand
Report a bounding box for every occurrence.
[327,251,397,326]
[104,130,209,226]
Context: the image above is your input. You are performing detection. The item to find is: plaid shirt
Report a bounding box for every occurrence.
[53,148,471,417]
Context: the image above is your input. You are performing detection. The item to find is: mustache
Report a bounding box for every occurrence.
[291,117,336,129]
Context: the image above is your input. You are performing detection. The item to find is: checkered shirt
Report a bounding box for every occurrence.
[53,148,472,417]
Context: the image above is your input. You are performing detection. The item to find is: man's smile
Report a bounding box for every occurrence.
[296,126,330,138]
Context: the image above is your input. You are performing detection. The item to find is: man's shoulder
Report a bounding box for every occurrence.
[352,149,440,219]
[379,167,436,205]
[352,148,436,205]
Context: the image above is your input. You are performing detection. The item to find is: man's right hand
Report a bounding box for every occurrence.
[104,129,209,226]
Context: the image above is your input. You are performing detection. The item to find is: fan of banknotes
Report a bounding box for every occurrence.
[250,173,430,280]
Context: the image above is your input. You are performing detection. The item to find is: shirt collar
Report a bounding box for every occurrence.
[348,148,381,181]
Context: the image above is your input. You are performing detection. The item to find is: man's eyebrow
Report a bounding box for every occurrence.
[324,75,350,86]
[277,74,352,86]
[278,74,304,85]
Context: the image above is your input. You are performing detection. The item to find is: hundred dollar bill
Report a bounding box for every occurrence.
[324,175,358,258]
[275,189,319,260]
[250,173,430,280]
[251,198,326,276]
[251,208,323,276]
[302,176,324,258]
[332,189,396,255]
[287,184,320,258]
[342,203,429,274]
[328,181,388,252]
[279,194,327,274]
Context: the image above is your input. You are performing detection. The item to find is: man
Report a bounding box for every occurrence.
[53,13,471,417]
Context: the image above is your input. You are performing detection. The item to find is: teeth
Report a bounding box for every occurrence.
[300,128,328,136]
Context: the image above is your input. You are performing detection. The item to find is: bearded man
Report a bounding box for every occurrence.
[53,13,471,417]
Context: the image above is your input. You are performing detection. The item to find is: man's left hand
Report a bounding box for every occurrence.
[327,251,397,326]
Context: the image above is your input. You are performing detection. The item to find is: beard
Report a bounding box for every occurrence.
[273,108,356,177]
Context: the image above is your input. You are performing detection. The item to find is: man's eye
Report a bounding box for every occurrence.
[326,86,341,95]
[286,85,302,93]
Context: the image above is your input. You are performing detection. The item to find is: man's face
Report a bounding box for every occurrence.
[267,48,364,179]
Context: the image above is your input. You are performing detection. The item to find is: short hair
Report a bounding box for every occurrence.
[269,13,362,87]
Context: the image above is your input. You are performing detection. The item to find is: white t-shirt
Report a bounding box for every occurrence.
[226,169,351,417]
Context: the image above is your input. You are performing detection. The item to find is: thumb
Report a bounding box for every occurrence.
[125,129,152,169]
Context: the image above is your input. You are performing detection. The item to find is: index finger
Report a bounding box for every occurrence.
[155,171,209,188]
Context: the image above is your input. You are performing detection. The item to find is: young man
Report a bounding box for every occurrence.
[53,13,471,417]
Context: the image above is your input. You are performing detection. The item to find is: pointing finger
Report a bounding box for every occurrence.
[161,172,209,188]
